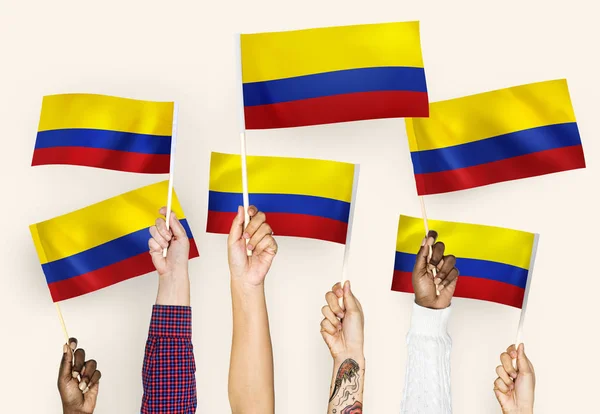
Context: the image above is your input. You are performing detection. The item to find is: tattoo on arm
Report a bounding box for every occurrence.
[329,359,363,413]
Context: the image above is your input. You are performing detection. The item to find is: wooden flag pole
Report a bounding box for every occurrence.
[55,302,70,344]
[419,196,439,296]
[339,165,360,305]
[235,33,251,256]
[163,102,179,258]
[513,233,539,367]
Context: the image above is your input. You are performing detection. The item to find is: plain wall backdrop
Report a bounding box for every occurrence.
[0,0,598,412]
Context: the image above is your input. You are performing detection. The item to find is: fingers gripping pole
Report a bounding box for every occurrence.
[419,196,439,296]
[163,102,179,258]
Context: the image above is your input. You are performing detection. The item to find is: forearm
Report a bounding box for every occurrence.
[228,280,274,414]
[328,355,365,413]
[155,271,190,306]
[401,303,452,414]
[141,305,197,413]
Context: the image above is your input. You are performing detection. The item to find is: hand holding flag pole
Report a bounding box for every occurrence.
[163,102,179,258]
[419,197,439,296]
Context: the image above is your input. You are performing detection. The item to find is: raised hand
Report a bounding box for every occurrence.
[321,281,365,414]
[148,207,191,306]
[228,205,278,287]
[58,338,101,414]
[320,281,364,360]
[494,343,536,414]
[412,230,459,309]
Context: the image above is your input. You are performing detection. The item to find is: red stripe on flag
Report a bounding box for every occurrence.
[391,271,525,308]
[415,145,586,195]
[32,147,171,174]
[49,239,199,302]
[244,90,429,129]
[207,211,348,244]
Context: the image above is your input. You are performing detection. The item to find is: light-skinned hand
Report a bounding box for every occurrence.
[494,343,535,414]
[320,281,364,362]
[148,207,191,306]
[228,205,278,287]
[58,338,101,414]
[412,230,459,309]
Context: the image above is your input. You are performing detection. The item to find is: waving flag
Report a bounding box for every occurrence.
[241,21,428,129]
[30,181,199,302]
[207,152,357,244]
[406,79,586,195]
[33,93,174,173]
[391,215,538,308]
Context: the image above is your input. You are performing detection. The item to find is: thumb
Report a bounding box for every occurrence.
[343,281,359,312]
[58,344,73,382]
[227,206,245,247]
[413,231,437,275]
[168,211,188,240]
[517,343,532,374]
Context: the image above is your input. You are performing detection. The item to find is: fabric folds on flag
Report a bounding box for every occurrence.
[30,181,199,302]
[406,79,586,195]
[33,94,174,173]
[207,152,357,244]
[241,21,429,129]
[391,215,538,308]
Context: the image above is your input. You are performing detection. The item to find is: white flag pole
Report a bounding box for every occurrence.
[339,165,360,303]
[55,302,70,344]
[163,102,179,258]
[235,33,251,256]
[513,233,539,367]
[419,196,439,295]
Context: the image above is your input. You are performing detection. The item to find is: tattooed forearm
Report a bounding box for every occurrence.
[328,358,364,413]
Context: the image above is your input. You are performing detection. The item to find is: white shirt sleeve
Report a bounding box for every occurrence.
[400,302,452,414]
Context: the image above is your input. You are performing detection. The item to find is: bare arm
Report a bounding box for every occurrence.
[227,206,278,414]
[321,282,365,414]
[229,282,274,413]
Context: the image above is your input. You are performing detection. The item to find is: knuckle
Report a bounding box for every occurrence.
[445,254,456,264]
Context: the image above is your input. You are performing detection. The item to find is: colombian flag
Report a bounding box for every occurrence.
[207,152,357,244]
[33,94,174,173]
[406,79,586,195]
[30,181,199,302]
[391,215,538,308]
[241,21,429,129]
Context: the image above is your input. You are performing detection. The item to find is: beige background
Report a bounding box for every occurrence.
[0,0,598,412]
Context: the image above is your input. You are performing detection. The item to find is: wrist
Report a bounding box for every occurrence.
[156,271,190,306]
[333,352,365,366]
[63,407,86,414]
[230,275,265,292]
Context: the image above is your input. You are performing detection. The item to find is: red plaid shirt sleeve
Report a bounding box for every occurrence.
[141,305,197,413]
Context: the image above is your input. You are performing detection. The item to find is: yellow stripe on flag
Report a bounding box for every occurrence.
[209,152,355,202]
[241,21,424,83]
[38,94,174,136]
[406,79,576,152]
[29,181,184,264]
[396,215,535,269]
